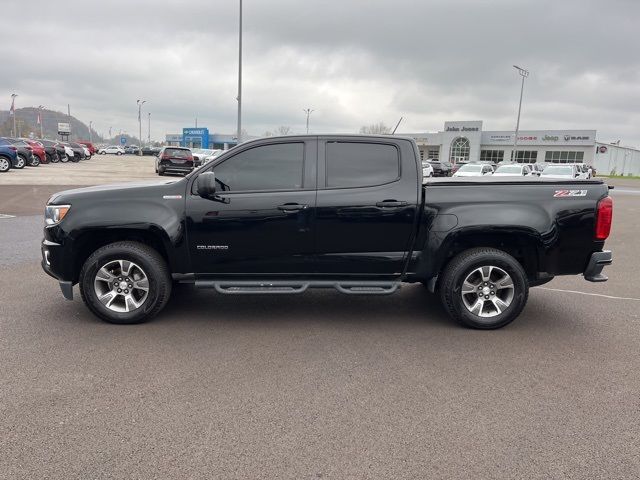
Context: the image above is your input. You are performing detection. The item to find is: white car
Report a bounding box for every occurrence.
[81,146,91,158]
[98,145,125,155]
[453,163,494,177]
[541,165,581,179]
[61,145,75,162]
[492,164,534,177]
[191,149,224,166]
[421,160,434,179]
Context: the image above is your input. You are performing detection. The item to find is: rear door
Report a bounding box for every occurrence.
[186,138,317,274]
[315,138,419,275]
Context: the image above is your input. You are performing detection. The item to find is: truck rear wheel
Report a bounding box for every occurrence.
[439,248,529,329]
[79,241,172,324]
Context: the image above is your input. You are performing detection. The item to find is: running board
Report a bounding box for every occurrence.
[194,280,400,295]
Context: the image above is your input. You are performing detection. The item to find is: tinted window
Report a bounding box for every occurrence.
[213,143,304,192]
[326,142,399,188]
[165,148,190,158]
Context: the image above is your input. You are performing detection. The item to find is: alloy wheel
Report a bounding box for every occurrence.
[93,259,150,313]
[460,265,515,318]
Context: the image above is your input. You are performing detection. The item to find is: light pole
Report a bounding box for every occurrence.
[10,94,18,137]
[89,120,93,143]
[109,127,112,139]
[236,0,243,144]
[137,99,146,155]
[512,65,529,161]
[147,112,151,146]
[38,105,45,139]
[303,108,314,134]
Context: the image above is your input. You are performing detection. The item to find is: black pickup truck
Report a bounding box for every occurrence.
[41,135,613,329]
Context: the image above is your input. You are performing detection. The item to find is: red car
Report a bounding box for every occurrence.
[23,139,47,164]
[78,141,96,155]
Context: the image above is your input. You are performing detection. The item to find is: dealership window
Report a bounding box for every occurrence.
[449,137,470,164]
[545,151,584,163]
[427,146,440,160]
[480,150,504,163]
[511,150,538,163]
[326,142,399,188]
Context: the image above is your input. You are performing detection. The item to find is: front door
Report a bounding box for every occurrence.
[186,139,317,275]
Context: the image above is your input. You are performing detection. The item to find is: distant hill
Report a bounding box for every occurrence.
[0,107,105,142]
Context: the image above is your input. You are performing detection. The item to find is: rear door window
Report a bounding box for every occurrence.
[325,142,399,188]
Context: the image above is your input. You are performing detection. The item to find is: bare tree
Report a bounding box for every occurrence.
[359,122,391,135]
[275,125,292,135]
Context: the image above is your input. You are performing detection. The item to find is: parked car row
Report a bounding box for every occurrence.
[451,161,594,179]
[155,147,224,176]
[96,145,163,156]
[0,138,95,172]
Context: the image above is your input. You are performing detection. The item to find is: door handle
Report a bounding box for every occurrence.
[376,200,408,208]
[277,203,308,212]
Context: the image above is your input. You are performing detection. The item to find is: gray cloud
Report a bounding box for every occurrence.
[2,0,638,145]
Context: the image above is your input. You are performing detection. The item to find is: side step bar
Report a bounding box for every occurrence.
[194,280,400,295]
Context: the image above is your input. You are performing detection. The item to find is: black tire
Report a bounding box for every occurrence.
[15,154,26,169]
[79,241,172,324]
[116,151,122,156]
[0,156,10,172]
[158,167,165,176]
[439,247,529,329]
[100,151,106,155]
[60,154,69,163]
[71,154,80,163]
[29,155,40,167]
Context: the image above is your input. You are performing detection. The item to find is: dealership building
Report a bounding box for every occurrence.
[165,128,238,150]
[405,121,598,166]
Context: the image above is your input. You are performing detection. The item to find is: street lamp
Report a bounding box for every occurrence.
[236,0,243,144]
[147,112,151,146]
[89,120,93,144]
[10,94,18,137]
[38,105,45,139]
[303,108,314,134]
[137,99,146,155]
[512,65,529,161]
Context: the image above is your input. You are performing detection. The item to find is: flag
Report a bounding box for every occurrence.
[9,97,15,115]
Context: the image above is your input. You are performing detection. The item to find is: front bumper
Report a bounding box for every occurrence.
[584,250,612,282]
[41,238,74,300]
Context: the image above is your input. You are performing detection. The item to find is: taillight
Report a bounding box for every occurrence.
[9,146,17,151]
[595,196,613,240]
[187,154,194,162]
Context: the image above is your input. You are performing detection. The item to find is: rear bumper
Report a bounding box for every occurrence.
[584,250,612,282]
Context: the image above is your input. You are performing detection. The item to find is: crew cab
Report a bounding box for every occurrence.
[42,135,613,329]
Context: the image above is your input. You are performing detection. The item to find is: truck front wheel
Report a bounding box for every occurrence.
[79,241,172,324]
[439,248,529,329]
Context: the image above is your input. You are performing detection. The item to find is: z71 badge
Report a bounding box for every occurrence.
[554,189,587,198]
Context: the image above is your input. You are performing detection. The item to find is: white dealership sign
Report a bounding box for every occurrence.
[481,130,596,146]
[57,122,71,135]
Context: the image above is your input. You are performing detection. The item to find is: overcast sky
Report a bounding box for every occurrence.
[2,0,639,145]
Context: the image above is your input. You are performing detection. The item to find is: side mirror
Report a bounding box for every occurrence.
[197,171,216,197]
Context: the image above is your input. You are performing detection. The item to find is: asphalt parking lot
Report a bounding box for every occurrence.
[1,156,639,478]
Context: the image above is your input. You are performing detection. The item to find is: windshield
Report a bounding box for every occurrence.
[458,164,483,172]
[494,165,522,174]
[542,166,573,176]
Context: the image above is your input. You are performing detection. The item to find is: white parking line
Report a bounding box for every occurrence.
[0,214,16,219]
[538,287,640,301]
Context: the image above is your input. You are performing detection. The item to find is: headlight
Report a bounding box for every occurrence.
[45,204,70,225]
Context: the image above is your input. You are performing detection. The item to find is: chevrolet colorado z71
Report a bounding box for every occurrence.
[42,135,613,329]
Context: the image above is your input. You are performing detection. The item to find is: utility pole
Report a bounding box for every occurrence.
[303,108,314,134]
[89,120,93,143]
[38,105,45,139]
[148,112,151,146]
[10,94,18,137]
[67,104,72,139]
[512,65,529,162]
[109,126,112,139]
[137,99,146,155]
[236,0,243,144]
